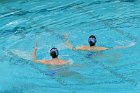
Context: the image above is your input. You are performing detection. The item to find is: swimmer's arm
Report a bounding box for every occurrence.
[95,47,109,51]
[32,47,50,64]
[112,46,131,49]
[64,33,76,50]
[75,46,109,51]
[98,45,130,50]
[95,45,132,50]
[32,46,37,62]
[89,45,130,51]
[109,45,133,50]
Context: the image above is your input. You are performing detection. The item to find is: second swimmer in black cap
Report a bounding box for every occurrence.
[64,33,108,51]
[32,43,70,65]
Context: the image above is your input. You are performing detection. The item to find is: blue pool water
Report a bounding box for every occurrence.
[0,0,140,93]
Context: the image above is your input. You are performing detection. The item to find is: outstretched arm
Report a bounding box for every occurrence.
[32,43,50,64]
[32,44,38,62]
[111,42,135,50]
[113,46,131,49]
[64,33,76,50]
[95,45,131,51]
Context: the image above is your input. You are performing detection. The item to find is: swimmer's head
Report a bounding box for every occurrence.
[50,48,59,58]
[88,35,96,46]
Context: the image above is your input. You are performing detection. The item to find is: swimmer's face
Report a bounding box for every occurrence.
[50,48,59,58]
[88,35,96,46]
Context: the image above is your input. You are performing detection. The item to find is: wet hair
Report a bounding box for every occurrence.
[88,35,96,46]
[50,48,59,58]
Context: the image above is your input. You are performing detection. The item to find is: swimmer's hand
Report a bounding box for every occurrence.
[32,42,39,62]
[64,32,74,49]
[113,46,126,49]
[64,32,68,40]
[34,42,38,50]
[67,60,73,65]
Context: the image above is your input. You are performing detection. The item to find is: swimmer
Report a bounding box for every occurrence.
[64,33,108,51]
[64,33,130,51]
[32,43,70,65]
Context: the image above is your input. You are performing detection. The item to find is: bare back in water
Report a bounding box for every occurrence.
[75,46,108,51]
[34,58,69,65]
[32,44,70,65]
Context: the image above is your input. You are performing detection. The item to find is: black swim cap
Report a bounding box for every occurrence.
[50,48,59,58]
[88,35,96,46]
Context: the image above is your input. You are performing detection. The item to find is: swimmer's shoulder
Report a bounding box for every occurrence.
[37,59,70,65]
[75,46,91,50]
[93,46,109,51]
[74,46,109,51]
[42,60,51,64]
[59,59,72,65]
[49,59,71,65]
[34,60,52,65]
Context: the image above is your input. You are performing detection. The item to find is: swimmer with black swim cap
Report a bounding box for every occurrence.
[64,33,108,51]
[32,43,70,65]
[64,32,132,51]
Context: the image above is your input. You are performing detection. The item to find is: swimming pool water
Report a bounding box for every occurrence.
[0,0,140,93]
